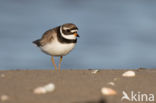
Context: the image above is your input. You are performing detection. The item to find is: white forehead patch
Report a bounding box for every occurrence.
[71,29,78,33]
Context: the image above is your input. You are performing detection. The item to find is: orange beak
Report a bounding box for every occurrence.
[74,33,80,37]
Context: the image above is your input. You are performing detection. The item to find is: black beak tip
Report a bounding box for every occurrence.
[77,34,80,37]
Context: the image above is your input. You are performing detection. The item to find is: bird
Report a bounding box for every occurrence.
[33,23,79,71]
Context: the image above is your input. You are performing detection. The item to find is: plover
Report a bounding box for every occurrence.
[33,23,79,70]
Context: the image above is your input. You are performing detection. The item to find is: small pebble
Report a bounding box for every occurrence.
[101,87,117,96]
[91,70,99,74]
[1,74,5,78]
[34,83,55,94]
[1,95,9,101]
[122,71,135,77]
[113,78,118,81]
[107,82,115,86]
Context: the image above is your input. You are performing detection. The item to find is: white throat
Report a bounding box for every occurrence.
[60,26,76,40]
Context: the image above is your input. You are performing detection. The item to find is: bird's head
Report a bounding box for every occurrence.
[60,23,79,40]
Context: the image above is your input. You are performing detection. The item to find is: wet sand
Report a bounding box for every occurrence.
[0,69,156,103]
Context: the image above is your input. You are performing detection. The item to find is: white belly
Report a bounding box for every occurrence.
[41,39,76,56]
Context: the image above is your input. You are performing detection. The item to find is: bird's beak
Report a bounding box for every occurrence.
[74,33,80,37]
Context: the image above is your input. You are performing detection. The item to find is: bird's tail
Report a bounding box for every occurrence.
[32,39,41,47]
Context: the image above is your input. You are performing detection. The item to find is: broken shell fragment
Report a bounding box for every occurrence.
[101,87,117,96]
[91,70,99,74]
[34,87,46,94]
[122,71,135,77]
[107,82,115,86]
[33,83,55,94]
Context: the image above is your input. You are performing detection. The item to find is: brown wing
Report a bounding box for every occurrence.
[33,27,58,47]
[39,28,56,46]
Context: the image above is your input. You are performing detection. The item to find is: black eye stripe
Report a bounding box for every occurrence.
[62,29,72,35]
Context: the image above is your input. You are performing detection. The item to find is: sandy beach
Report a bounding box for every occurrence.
[0,69,156,103]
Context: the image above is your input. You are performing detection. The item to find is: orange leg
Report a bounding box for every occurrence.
[58,56,63,71]
[51,56,57,70]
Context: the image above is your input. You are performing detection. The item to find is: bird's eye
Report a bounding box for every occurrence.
[67,29,70,32]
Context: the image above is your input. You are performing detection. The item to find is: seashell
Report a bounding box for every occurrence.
[101,87,117,96]
[122,71,135,77]
[33,83,55,94]
[44,83,55,92]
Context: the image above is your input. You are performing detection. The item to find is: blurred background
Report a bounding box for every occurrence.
[0,0,156,69]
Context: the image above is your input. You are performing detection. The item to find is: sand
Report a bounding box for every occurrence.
[0,69,156,103]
